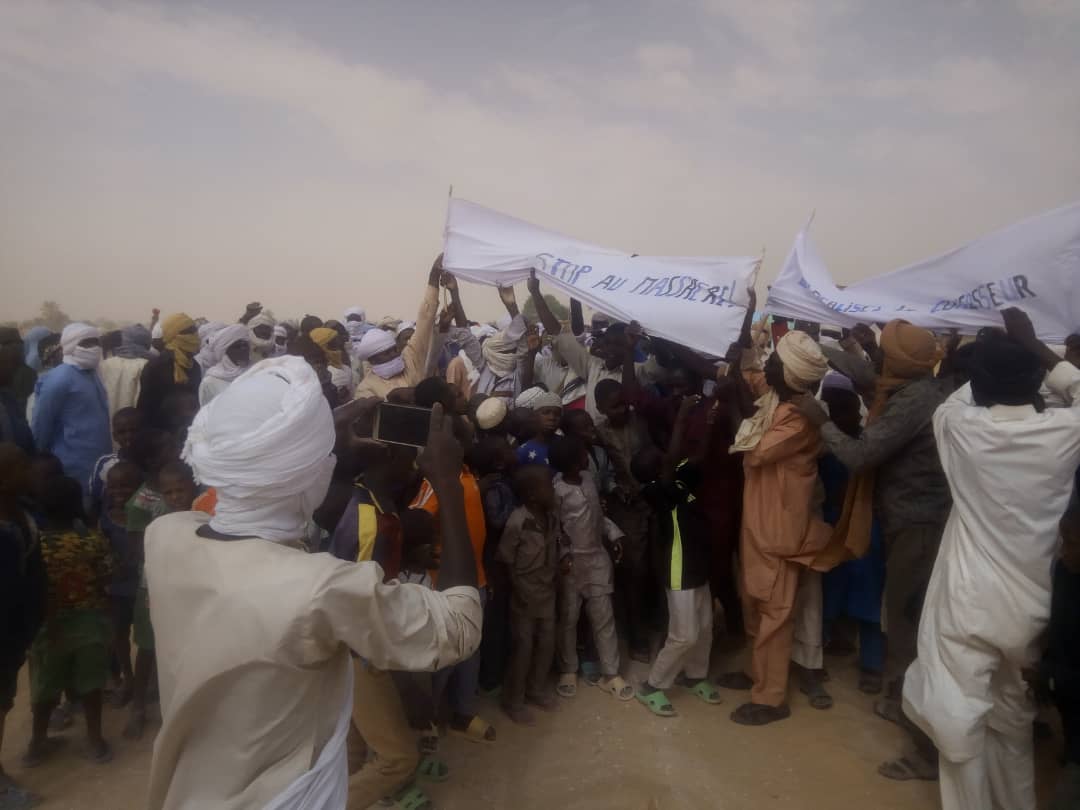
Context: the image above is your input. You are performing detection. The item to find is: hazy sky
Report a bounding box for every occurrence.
[2,0,1079,325]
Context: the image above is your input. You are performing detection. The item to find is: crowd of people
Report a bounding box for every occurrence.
[1,254,1078,810]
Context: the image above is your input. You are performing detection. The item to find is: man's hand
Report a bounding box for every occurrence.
[498,285,518,311]
[1002,307,1039,348]
[428,253,445,287]
[332,398,384,472]
[417,403,464,488]
[527,270,541,297]
[610,540,624,565]
[245,302,262,316]
[440,271,458,293]
[792,393,829,427]
[437,307,454,334]
[526,325,541,353]
[626,321,644,355]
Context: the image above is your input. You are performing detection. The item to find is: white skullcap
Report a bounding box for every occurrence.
[475,397,508,430]
[344,307,366,322]
[354,327,397,361]
[775,331,828,393]
[516,387,562,411]
[183,356,335,543]
[60,323,100,356]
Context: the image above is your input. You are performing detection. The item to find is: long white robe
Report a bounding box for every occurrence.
[144,511,482,810]
[903,361,1080,810]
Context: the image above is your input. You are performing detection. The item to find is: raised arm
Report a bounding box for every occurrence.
[663,395,698,483]
[442,273,469,328]
[239,302,262,326]
[526,271,561,336]
[401,256,444,380]
[520,326,540,391]
[570,299,585,337]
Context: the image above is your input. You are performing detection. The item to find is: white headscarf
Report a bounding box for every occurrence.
[248,313,277,359]
[482,314,526,377]
[60,323,102,370]
[183,357,336,543]
[195,321,226,370]
[204,324,251,382]
[354,328,397,361]
[730,331,828,453]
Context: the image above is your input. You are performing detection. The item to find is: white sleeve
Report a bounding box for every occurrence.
[1044,361,1080,408]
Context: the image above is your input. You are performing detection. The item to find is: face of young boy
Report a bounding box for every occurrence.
[160,475,196,513]
[113,414,141,454]
[107,472,140,512]
[537,406,562,436]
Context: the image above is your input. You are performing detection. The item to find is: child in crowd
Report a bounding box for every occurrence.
[468,435,519,693]
[594,378,657,663]
[818,376,886,695]
[550,435,633,701]
[499,465,560,724]
[124,429,179,740]
[634,396,724,716]
[513,387,562,468]
[99,460,144,704]
[87,407,142,521]
[24,475,113,766]
[158,460,197,514]
[0,444,46,807]
[560,409,616,495]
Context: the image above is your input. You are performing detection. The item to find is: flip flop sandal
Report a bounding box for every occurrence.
[449,715,496,744]
[380,783,433,810]
[873,699,904,727]
[599,675,634,701]
[800,680,834,710]
[415,756,449,783]
[557,674,577,698]
[730,702,791,726]
[685,680,723,705]
[877,756,938,782]
[636,689,677,717]
[418,725,439,757]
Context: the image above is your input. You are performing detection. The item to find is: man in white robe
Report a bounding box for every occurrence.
[144,356,482,810]
[903,309,1080,810]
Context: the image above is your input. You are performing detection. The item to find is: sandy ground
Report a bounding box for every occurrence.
[1,646,1064,810]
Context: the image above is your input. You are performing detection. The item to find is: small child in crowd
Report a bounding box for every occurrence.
[560,409,616,495]
[25,475,113,766]
[498,465,560,725]
[634,396,723,716]
[99,460,145,704]
[513,387,563,468]
[549,435,633,701]
[87,407,142,521]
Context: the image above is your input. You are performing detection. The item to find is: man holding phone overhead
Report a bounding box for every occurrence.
[142,357,481,810]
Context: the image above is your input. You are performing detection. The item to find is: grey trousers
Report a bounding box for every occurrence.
[883,523,945,691]
[504,602,556,709]
[647,586,713,690]
[558,577,619,677]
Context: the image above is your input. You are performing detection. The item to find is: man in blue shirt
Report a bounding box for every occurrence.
[31,324,111,499]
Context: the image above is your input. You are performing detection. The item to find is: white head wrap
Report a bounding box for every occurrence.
[354,328,397,361]
[344,307,366,323]
[395,321,416,337]
[248,313,277,359]
[475,397,508,430]
[60,323,102,370]
[516,387,562,411]
[195,321,226,370]
[482,314,527,377]
[377,316,402,332]
[730,331,827,454]
[183,357,336,543]
[204,324,251,382]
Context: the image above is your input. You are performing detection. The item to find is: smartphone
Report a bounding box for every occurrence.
[373,402,430,448]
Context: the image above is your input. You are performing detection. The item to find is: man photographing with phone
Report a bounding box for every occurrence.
[141,356,481,810]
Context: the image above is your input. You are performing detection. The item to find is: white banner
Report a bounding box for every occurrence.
[442,198,759,357]
[766,201,1080,342]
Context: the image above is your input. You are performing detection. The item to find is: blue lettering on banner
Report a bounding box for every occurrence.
[592,274,628,292]
[929,275,1036,313]
[535,254,593,287]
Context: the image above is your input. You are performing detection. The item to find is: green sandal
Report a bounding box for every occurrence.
[684,679,723,705]
[636,689,677,717]
[415,756,449,783]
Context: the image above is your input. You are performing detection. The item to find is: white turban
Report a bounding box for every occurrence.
[396,321,416,336]
[195,321,226,370]
[475,398,508,430]
[183,356,336,543]
[272,324,288,357]
[354,327,397,361]
[344,307,366,323]
[516,387,562,411]
[775,330,829,393]
[471,324,498,341]
[60,323,102,370]
[204,324,251,382]
[248,312,276,360]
